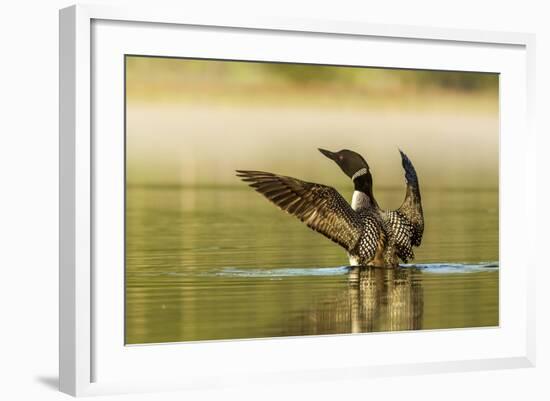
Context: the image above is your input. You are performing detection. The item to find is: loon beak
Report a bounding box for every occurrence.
[318,148,336,160]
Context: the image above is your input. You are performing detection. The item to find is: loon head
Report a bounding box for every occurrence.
[319,148,378,208]
[318,148,370,181]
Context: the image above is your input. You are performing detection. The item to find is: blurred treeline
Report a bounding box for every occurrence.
[263,63,497,91]
[126,56,498,99]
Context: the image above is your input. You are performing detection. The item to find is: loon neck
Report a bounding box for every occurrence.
[353,173,379,209]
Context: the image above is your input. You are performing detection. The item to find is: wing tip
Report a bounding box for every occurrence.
[235,170,276,180]
[398,147,409,163]
[397,148,418,186]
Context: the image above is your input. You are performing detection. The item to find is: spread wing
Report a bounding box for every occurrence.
[236,170,363,252]
[397,150,424,247]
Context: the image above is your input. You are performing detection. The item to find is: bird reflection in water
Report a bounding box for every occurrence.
[347,266,423,333]
[286,266,424,336]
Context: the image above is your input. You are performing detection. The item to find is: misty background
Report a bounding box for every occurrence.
[126,56,498,200]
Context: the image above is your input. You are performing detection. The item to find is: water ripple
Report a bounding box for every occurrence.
[210,262,499,278]
[402,262,499,274]
[213,266,351,277]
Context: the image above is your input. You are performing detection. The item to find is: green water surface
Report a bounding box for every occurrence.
[125,186,498,344]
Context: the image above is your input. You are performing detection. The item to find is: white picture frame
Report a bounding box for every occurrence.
[59,4,536,397]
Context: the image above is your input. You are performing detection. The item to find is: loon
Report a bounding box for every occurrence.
[319,148,424,265]
[236,150,392,267]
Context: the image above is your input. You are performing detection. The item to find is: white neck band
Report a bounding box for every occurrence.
[351,168,368,181]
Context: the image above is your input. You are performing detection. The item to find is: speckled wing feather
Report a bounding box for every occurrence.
[236,170,363,252]
[396,150,424,250]
[386,210,416,262]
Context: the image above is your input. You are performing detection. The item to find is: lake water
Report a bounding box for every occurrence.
[125,186,498,344]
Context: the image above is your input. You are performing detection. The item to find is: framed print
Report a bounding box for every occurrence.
[59,4,536,397]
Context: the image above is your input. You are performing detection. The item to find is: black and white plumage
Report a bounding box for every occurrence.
[237,148,423,268]
[384,150,424,263]
[396,150,424,248]
[320,148,424,265]
[236,170,388,266]
[383,210,417,263]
